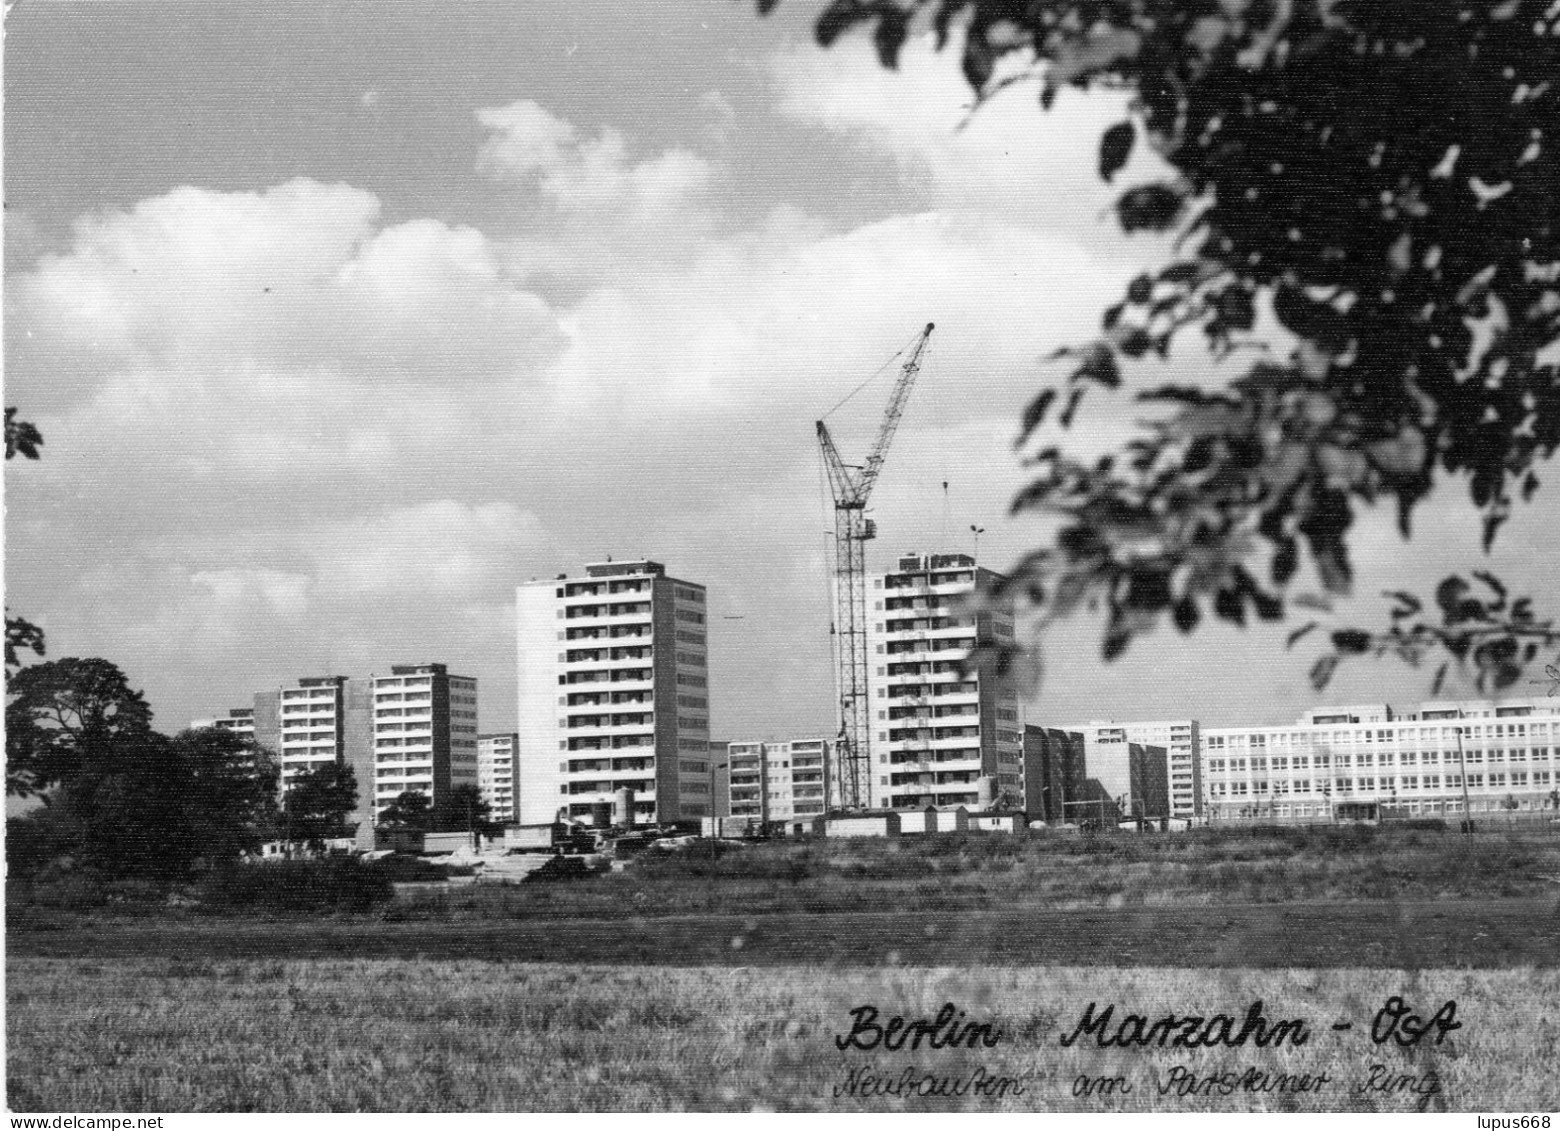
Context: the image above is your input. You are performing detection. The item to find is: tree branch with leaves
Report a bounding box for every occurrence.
[761,0,1560,692]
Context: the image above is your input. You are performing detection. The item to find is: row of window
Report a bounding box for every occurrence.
[1210,747,1555,773]
[1210,770,1554,795]
[1207,722,1554,748]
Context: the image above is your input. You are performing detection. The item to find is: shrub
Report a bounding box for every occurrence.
[196,857,393,913]
[21,869,110,911]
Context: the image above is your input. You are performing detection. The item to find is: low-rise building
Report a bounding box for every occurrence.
[726,738,831,826]
[1203,698,1560,821]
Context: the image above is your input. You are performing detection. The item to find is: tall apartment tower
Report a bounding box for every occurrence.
[188,706,256,738]
[369,664,479,818]
[866,552,1021,810]
[1063,719,1203,819]
[516,560,713,825]
[477,732,521,824]
[249,675,376,834]
[222,667,475,833]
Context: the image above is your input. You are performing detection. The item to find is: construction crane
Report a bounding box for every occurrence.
[817,322,935,812]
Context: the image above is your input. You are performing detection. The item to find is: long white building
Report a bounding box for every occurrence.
[516,560,713,824]
[866,552,1021,810]
[1203,699,1560,820]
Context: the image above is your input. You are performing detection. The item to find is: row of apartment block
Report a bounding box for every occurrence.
[510,553,1021,825]
[193,663,478,824]
[194,552,1560,832]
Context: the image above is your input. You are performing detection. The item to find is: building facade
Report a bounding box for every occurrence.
[708,740,731,818]
[188,706,256,738]
[1021,725,1085,823]
[368,664,478,818]
[725,738,831,825]
[866,553,1021,810]
[516,560,713,825]
[1062,719,1202,819]
[477,733,521,824]
[200,666,476,833]
[1203,699,1560,821]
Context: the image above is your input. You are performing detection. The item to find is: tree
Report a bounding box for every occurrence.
[378,789,433,831]
[764,0,1559,694]
[6,407,47,721]
[6,658,155,798]
[54,728,193,880]
[282,762,360,850]
[433,783,499,836]
[171,727,282,862]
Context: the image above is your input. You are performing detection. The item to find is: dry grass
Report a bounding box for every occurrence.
[8,958,1557,1112]
[378,826,1560,922]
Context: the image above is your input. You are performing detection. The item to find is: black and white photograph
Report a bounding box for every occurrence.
[5,0,1559,1117]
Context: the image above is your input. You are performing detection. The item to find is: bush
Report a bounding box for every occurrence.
[21,868,110,911]
[634,843,818,883]
[196,857,393,913]
[367,854,455,883]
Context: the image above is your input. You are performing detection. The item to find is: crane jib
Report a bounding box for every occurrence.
[816,322,935,811]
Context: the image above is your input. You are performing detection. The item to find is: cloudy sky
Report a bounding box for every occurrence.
[7,0,1557,744]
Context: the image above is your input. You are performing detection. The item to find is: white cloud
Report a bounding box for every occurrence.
[6,179,565,415]
[308,500,548,597]
[5,85,1171,735]
[475,99,720,279]
[770,30,1169,237]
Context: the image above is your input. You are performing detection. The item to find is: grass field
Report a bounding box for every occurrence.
[10,899,1560,968]
[8,826,1558,1111]
[410,824,1560,919]
[8,959,1557,1112]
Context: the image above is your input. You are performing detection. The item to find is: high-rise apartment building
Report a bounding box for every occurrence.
[516,560,713,825]
[708,740,731,818]
[1021,725,1086,823]
[866,553,1021,810]
[370,664,478,817]
[188,706,256,738]
[477,733,521,824]
[726,738,831,825]
[201,665,475,834]
[1063,719,1202,819]
[246,675,376,833]
[1203,698,1560,820]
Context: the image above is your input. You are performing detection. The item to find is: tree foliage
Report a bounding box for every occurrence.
[171,727,282,862]
[377,789,433,831]
[767,0,1560,691]
[9,711,282,881]
[281,761,360,849]
[433,782,499,835]
[6,407,47,681]
[6,657,155,797]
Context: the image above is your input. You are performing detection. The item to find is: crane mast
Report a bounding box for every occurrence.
[817,322,934,811]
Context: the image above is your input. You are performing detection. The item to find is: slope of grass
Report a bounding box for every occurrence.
[8,959,1556,1112]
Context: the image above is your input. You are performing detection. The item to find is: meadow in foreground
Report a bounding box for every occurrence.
[8,959,1557,1112]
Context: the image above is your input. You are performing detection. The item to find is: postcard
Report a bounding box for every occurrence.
[6,0,1558,1118]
